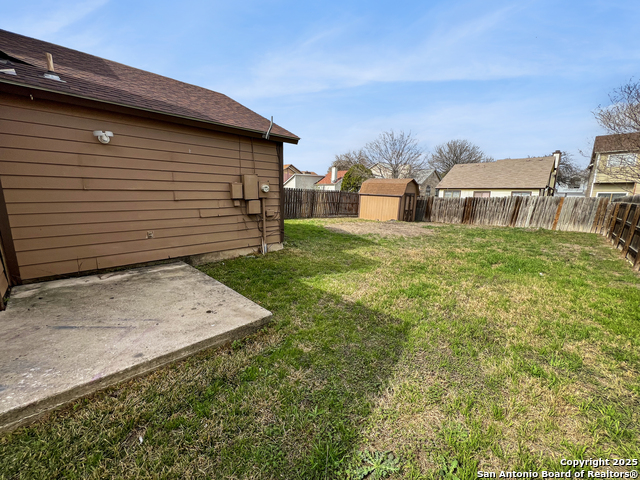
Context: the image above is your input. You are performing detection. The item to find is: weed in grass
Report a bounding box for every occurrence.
[347,450,401,480]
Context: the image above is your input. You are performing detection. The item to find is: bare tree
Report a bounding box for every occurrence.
[363,130,427,178]
[593,79,640,184]
[427,139,493,175]
[331,149,371,170]
[594,80,640,134]
[555,151,589,186]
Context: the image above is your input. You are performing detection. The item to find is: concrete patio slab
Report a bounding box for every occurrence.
[0,261,272,433]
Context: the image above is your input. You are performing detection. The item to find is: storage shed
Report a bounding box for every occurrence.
[359,178,419,221]
[0,29,299,296]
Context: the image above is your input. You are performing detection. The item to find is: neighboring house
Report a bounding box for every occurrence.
[0,29,298,292]
[556,181,587,197]
[586,133,640,200]
[370,163,418,179]
[283,164,301,183]
[414,169,441,196]
[370,163,440,196]
[315,167,347,191]
[370,163,392,178]
[436,153,560,198]
[283,172,324,189]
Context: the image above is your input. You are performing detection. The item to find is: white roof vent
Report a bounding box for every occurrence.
[0,68,16,75]
[43,72,65,82]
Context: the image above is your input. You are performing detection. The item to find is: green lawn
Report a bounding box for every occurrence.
[2,219,639,479]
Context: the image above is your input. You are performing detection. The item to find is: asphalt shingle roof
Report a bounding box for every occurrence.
[436,157,556,190]
[359,178,418,196]
[0,29,298,143]
[593,133,640,154]
[316,170,347,185]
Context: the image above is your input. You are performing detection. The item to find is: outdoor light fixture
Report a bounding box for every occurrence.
[93,130,113,144]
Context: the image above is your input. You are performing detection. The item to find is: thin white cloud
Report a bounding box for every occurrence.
[215,5,545,99]
[6,0,109,38]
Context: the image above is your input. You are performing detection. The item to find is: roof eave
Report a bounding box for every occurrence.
[0,78,300,144]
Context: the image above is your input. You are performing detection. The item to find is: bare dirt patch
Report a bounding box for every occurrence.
[325,221,434,237]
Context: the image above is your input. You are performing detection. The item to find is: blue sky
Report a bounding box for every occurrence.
[3,0,639,173]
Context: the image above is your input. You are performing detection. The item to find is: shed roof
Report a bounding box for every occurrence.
[359,178,419,196]
[0,29,298,143]
[436,157,555,190]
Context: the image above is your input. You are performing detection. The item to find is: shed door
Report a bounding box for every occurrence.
[402,194,415,222]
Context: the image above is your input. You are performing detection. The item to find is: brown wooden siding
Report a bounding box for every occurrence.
[0,94,282,281]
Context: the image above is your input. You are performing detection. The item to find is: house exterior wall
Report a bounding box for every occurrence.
[593,153,638,184]
[283,175,323,189]
[590,182,636,197]
[316,180,342,191]
[587,153,639,197]
[359,196,401,221]
[438,188,542,198]
[0,94,282,281]
[555,182,586,197]
[420,172,440,196]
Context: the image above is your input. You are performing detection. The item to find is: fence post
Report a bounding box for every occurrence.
[551,197,565,230]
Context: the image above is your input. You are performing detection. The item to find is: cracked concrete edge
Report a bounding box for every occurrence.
[0,312,272,435]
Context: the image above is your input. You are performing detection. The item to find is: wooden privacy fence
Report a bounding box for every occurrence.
[421,195,640,270]
[423,196,609,232]
[607,200,640,270]
[415,197,428,222]
[284,188,359,219]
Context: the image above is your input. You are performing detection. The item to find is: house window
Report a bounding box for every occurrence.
[511,191,532,197]
[608,154,636,167]
[443,190,461,198]
[473,191,490,198]
[596,192,627,201]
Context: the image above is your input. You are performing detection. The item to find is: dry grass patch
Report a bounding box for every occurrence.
[325,221,434,237]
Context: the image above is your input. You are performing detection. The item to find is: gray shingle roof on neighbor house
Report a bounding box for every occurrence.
[0,29,298,143]
[413,168,439,184]
[436,157,556,190]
